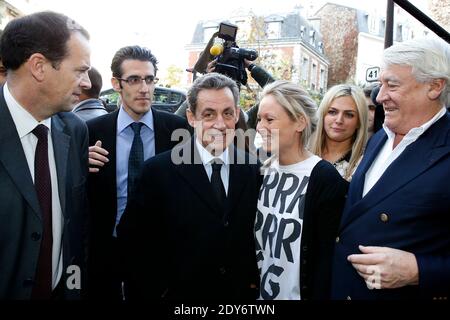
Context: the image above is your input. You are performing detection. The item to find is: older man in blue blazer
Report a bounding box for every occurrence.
[331,37,450,300]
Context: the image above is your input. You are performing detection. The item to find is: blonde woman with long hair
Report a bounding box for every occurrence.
[255,80,348,300]
[310,84,368,181]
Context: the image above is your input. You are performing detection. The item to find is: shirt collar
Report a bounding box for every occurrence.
[195,137,230,166]
[383,107,447,141]
[117,105,154,134]
[4,83,51,138]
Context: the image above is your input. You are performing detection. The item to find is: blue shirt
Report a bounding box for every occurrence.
[114,106,155,237]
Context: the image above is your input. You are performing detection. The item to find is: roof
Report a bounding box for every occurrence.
[189,10,326,58]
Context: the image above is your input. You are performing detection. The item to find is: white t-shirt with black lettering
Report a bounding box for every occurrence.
[255,155,321,300]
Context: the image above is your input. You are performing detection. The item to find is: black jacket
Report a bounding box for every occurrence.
[86,108,188,298]
[117,139,261,300]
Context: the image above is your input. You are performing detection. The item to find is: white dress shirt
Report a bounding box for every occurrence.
[4,84,63,290]
[195,138,230,195]
[363,107,447,197]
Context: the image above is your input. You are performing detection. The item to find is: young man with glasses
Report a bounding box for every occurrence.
[85,46,187,299]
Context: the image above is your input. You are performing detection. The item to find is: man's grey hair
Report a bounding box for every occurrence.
[382,37,450,105]
[187,72,240,114]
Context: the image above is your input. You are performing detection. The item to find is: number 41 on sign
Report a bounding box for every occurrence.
[366,66,380,82]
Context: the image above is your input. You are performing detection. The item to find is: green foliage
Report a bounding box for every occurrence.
[307,88,324,106]
[161,64,183,88]
[239,87,259,111]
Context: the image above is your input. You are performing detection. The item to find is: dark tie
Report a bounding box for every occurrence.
[210,159,227,208]
[128,122,144,199]
[31,124,53,299]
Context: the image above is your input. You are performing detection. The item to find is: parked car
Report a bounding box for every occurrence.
[100,86,187,113]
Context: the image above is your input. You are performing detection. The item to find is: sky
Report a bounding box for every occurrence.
[10,0,429,90]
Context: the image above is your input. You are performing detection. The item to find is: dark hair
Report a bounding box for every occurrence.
[363,82,380,98]
[83,67,102,98]
[0,11,89,71]
[370,85,385,132]
[187,72,239,114]
[110,46,158,78]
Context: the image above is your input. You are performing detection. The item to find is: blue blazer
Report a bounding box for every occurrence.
[331,111,450,300]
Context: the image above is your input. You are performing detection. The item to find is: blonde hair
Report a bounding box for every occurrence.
[261,80,318,149]
[310,84,368,180]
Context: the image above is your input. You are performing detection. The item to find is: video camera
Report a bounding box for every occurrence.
[209,22,258,86]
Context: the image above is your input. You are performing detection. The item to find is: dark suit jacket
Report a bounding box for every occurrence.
[0,87,89,300]
[86,108,188,297]
[331,111,450,300]
[117,138,261,301]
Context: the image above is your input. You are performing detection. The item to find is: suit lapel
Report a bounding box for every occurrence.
[0,87,41,218]
[225,146,251,221]
[341,114,450,230]
[100,111,118,199]
[152,108,168,155]
[350,132,388,202]
[51,115,70,217]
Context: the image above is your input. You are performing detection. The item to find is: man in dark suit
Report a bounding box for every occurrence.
[86,46,187,299]
[118,73,260,300]
[331,37,450,300]
[0,11,91,300]
[72,67,107,122]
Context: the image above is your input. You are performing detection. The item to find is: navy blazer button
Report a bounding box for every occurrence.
[336,236,340,243]
[224,221,229,227]
[219,267,226,275]
[302,246,308,252]
[31,232,41,241]
[347,296,352,300]
[380,213,389,223]
[23,278,34,287]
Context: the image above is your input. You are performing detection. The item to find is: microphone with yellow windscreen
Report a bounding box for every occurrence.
[210,42,224,56]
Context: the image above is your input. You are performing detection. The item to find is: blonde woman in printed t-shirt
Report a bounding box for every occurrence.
[310,84,368,181]
[254,80,348,300]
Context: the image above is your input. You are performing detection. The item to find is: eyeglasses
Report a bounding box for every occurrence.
[117,75,159,86]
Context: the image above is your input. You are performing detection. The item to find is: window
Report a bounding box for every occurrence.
[318,42,324,54]
[368,14,379,34]
[266,22,281,39]
[300,25,306,37]
[203,26,218,43]
[234,19,247,41]
[380,19,386,35]
[396,24,403,41]
[302,57,309,82]
[319,69,326,93]
[311,63,317,90]
[309,30,315,45]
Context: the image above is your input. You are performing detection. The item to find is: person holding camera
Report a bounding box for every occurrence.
[177,22,275,134]
[176,58,274,121]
